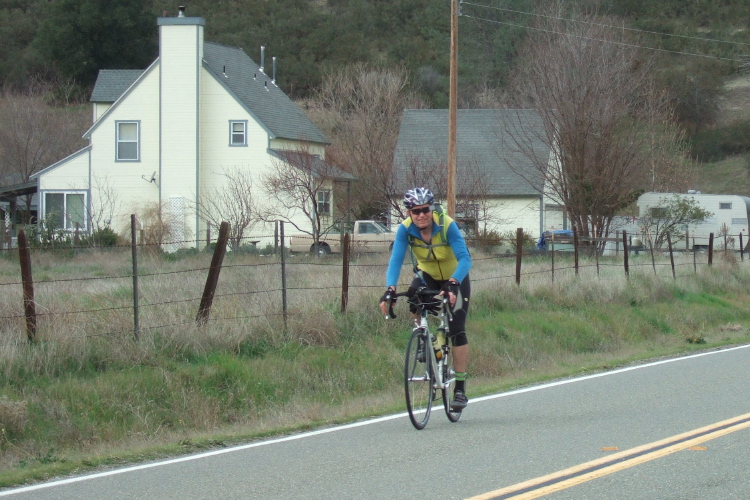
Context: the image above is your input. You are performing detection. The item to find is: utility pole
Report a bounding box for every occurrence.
[447,0,458,217]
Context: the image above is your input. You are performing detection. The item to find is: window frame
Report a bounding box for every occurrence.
[229,120,248,147]
[116,120,140,162]
[43,191,88,231]
[317,190,331,216]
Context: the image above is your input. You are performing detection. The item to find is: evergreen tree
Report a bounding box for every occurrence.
[34,0,156,86]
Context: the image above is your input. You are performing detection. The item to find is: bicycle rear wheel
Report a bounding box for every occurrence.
[442,344,462,422]
[404,329,433,429]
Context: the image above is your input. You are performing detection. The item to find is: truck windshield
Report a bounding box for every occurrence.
[372,221,391,233]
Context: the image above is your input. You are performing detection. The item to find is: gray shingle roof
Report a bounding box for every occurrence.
[90,70,144,102]
[393,109,549,197]
[203,43,328,144]
[89,44,328,145]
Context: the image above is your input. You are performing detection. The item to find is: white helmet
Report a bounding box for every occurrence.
[403,187,434,209]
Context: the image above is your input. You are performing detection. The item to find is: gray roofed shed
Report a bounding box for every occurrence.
[393,109,549,197]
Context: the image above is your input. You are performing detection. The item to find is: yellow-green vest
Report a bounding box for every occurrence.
[403,211,458,280]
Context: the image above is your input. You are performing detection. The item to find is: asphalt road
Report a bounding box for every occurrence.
[2,344,749,500]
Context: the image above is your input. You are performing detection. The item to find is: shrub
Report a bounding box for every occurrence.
[690,120,750,161]
[82,226,120,247]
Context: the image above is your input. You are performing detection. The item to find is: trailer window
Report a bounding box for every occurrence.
[720,202,732,209]
[649,207,667,218]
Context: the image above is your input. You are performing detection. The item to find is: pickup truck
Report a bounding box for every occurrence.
[288,220,395,255]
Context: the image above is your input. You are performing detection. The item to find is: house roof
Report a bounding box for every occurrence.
[90,70,144,102]
[88,44,328,145]
[203,43,329,144]
[393,109,549,197]
[0,174,37,201]
[269,149,356,182]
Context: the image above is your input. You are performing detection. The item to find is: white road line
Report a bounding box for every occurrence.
[2,343,748,496]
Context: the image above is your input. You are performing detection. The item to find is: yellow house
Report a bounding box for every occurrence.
[32,8,349,249]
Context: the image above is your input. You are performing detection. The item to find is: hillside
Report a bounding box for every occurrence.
[694,76,750,196]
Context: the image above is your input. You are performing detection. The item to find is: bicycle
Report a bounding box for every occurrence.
[385,287,462,429]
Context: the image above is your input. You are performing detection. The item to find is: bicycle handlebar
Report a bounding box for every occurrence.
[384,288,446,320]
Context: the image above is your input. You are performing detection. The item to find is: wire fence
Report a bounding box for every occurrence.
[0,221,743,344]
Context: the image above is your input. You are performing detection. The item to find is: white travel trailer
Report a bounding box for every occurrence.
[637,191,750,249]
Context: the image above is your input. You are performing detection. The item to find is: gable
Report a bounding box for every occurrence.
[201,42,329,145]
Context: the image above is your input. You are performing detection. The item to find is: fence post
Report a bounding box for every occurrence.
[648,231,657,275]
[280,221,288,329]
[17,230,36,343]
[667,232,675,279]
[196,221,229,325]
[740,232,744,262]
[615,230,620,256]
[515,228,523,285]
[341,233,350,313]
[274,220,279,254]
[573,228,579,276]
[131,215,140,340]
[550,233,555,283]
[622,230,629,279]
[708,233,714,266]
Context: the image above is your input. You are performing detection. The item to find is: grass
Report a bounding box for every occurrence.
[0,248,750,487]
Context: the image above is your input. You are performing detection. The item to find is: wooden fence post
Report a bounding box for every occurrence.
[280,221,287,329]
[274,220,279,254]
[131,215,140,340]
[196,221,230,325]
[708,233,714,266]
[17,230,36,343]
[573,228,579,276]
[740,232,744,261]
[622,230,629,279]
[550,233,555,283]
[515,228,523,285]
[667,232,675,279]
[341,233,350,313]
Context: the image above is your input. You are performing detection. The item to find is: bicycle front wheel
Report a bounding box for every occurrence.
[442,344,462,423]
[404,329,433,429]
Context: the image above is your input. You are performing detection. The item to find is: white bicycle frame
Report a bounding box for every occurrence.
[410,297,455,391]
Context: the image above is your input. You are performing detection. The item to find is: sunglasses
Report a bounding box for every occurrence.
[409,207,432,216]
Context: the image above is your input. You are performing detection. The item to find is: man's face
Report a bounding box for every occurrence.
[409,204,433,230]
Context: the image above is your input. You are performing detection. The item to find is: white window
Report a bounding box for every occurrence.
[317,190,331,215]
[719,202,732,210]
[230,121,247,146]
[45,192,86,230]
[116,121,140,161]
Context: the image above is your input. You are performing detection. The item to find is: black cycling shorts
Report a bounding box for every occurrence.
[409,273,470,347]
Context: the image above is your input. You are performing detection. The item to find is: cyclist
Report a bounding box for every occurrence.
[379,187,472,411]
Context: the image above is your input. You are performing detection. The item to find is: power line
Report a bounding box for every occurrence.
[462,2,750,48]
[460,13,744,63]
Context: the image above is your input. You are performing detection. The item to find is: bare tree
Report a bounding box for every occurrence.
[196,166,259,251]
[393,151,503,237]
[260,148,350,250]
[89,173,122,232]
[311,63,424,219]
[507,4,693,249]
[0,85,88,222]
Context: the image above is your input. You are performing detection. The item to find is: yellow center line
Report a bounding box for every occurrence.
[467,411,750,500]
